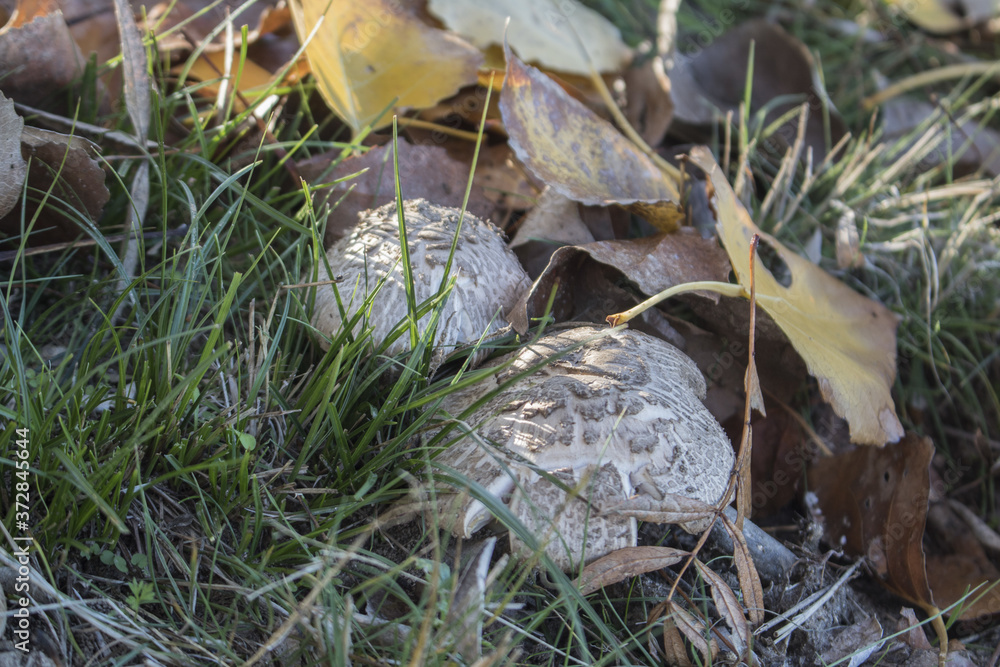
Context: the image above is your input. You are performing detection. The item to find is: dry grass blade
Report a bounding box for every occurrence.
[112,0,151,320]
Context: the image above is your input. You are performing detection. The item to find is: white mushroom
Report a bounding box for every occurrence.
[312,199,531,367]
[429,325,735,570]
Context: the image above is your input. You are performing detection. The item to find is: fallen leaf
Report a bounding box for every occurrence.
[880,88,1000,177]
[574,545,687,595]
[499,43,683,231]
[721,511,765,626]
[427,0,631,75]
[509,188,595,277]
[0,92,25,220]
[690,146,903,446]
[807,433,936,608]
[670,20,846,162]
[0,127,109,243]
[298,140,503,245]
[666,601,718,665]
[0,0,89,112]
[288,0,483,134]
[510,227,731,333]
[889,0,1000,34]
[924,502,1000,619]
[693,559,749,654]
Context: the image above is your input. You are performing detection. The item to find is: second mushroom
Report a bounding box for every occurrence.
[427,325,735,571]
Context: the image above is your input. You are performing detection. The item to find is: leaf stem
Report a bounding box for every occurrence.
[606,281,746,326]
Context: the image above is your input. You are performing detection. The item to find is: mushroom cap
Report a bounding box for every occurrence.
[431,325,735,570]
[312,199,531,366]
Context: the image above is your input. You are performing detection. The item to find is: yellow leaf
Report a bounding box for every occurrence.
[499,44,682,231]
[183,52,280,111]
[689,146,904,446]
[287,0,482,135]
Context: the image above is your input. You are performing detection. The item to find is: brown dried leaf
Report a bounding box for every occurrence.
[575,546,688,595]
[500,43,683,231]
[662,616,694,667]
[140,0,286,52]
[721,512,765,626]
[924,502,1000,619]
[510,227,730,333]
[0,92,25,220]
[509,188,594,278]
[666,601,717,665]
[0,127,109,243]
[807,433,935,608]
[300,141,505,246]
[0,0,88,112]
[693,560,749,655]
[600,492,716,525]
[670,20,845,162]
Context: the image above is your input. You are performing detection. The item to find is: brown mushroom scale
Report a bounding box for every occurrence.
[312,199,530,367]
[431,325,734,570]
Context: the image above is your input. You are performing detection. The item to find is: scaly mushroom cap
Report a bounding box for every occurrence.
[312,199,531,366]
[432,326,734,570]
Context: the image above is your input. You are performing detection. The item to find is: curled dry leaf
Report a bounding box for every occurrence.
[0,127,110,243]
[427,0,631,76]
[574,546,687,595]
[509,227,731,334]
[499,43,683,231]
[311,199,530,368]
[0,92,25,220]
[690,146,903,446]
[288,0,483,134]
[427,325,734,571]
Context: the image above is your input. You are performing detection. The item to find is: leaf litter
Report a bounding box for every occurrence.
[6,0,1000,663]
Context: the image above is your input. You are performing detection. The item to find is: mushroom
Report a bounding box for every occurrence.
[428,325,735,570]
[312,199,531,367]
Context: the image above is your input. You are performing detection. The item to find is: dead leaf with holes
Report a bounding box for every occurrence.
[288,0,482,135]
[690,146,903,446]
[499,43,683,232]
[808,433,936,609]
